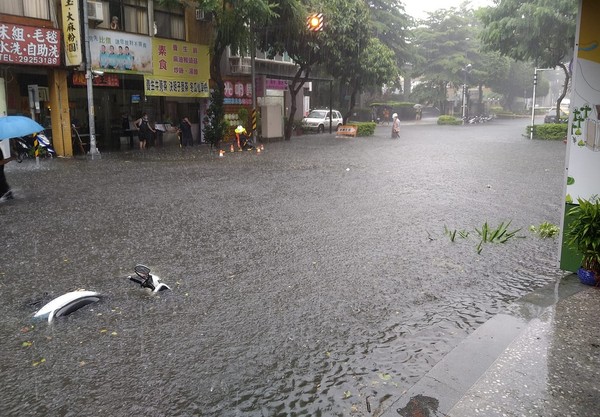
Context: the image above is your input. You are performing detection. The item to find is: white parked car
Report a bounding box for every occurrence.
[302,109,343,133]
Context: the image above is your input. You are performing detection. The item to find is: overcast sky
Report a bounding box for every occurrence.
[401,0,494,19]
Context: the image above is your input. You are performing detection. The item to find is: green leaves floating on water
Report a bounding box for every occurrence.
[530,222,560,238]
[444,226,469,242]
[32,358,46,367]
[444,221,522,254]
[377,372,392,381]
[476,221,521,244]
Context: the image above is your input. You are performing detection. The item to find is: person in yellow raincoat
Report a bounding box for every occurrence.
[234,125,247,151]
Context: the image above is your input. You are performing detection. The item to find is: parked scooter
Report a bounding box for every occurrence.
[128,264,171,293]
[15,133,56,162]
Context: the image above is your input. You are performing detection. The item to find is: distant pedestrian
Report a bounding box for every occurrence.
[179,117,193,147]
[0,145,15,200]
[383,108,390,126]
[415,107,422,121]
[134,113,155,149]
[391,113,400,139]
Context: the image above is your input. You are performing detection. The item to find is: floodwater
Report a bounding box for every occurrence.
[0,119,566,416]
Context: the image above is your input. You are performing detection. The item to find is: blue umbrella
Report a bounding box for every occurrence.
[0,116,45,141]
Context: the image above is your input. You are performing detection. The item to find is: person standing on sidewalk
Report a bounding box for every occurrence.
[0,145,15,200]
[391,113,400,138]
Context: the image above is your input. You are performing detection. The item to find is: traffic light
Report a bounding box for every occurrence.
[307,13,323,32]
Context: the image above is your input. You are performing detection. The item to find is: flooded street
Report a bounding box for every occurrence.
[0,118,566,416]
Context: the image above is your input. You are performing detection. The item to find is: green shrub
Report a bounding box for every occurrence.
[437,115,462,125]
[355,122,376,136]
[526,123,568,140]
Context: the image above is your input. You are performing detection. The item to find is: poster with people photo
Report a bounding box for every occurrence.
[88,29,152,74]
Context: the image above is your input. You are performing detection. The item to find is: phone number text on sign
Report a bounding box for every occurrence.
[0,23,61,67]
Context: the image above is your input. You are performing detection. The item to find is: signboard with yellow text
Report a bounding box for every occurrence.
[145,38,210,98]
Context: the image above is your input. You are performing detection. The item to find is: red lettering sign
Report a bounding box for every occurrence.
[72,72,120,87]
[0,23,61,66]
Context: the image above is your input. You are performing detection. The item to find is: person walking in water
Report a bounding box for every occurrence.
[391,113,400,139]
[134,113,155,149]
[179,117,193,147]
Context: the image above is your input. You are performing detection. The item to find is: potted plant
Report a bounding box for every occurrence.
[566,197,600,286]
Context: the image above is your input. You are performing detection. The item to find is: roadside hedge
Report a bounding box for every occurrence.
[355,122,376,136]
[526,123,568,140]
[437,115,462,125]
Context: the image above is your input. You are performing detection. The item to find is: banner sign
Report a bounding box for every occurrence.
[223,79,253,105]
[72,72,120,87]
[89,29,152,74]
[61,0,82,66]
[0,23,61,66]
[152,38,210,80]
[143,75,209,97]
[266,78,288,90]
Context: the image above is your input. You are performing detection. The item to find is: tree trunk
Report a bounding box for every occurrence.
[555,62,571,122]
[284,66,310,141]
[478,83,484,115]
[343,77,359,124]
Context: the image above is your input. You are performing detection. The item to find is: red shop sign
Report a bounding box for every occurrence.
[72,71,120,87]
[0,23,61,67]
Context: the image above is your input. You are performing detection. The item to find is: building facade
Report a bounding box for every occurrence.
[0,0,212,155]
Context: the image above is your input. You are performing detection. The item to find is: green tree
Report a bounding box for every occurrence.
[479,0,577,122]
[318,0,397,122]
[411,6,476,114]
[257,1,325,140]
[367,0,412,67]
[189,0,279,147]
[486,60,549,112]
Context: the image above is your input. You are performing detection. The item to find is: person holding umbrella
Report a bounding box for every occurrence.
[0,115,46,200]
[0,145,15,200]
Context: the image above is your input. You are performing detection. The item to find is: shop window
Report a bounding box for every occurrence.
[123,0,149,34]
[154,3,184,40]
[0,0,50,20]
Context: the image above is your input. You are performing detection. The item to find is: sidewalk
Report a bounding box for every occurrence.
[380,274,600,417]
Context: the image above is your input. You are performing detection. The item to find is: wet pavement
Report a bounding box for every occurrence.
[1,117,597,416]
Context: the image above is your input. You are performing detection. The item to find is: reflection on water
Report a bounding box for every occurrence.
[0,122,565,416]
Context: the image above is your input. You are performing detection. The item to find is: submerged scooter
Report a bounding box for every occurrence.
[128,264,171,293]
[33,290,102,323]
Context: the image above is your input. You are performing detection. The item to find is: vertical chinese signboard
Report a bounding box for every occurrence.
[560,0,600,271]
[0,24,61,66]
[61,0,82,66]
[144,38,210,97]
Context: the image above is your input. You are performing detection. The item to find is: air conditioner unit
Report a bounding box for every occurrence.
[88,1,104,22]
[195,8,206,21]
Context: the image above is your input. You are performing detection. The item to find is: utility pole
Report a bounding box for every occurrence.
[82,0,100,158]
[462,64,472,124]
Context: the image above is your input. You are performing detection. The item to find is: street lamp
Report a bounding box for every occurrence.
[462,63,472,124]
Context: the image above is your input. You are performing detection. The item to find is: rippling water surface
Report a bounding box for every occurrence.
[0,120,566,416]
